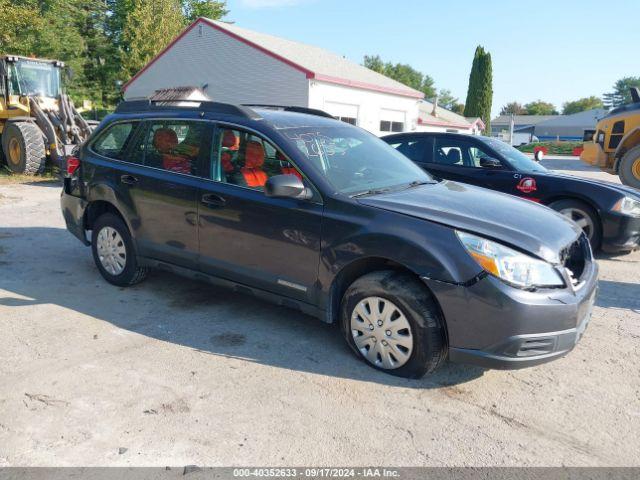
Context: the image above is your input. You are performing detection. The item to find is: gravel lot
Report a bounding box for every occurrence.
[0,158,638,467]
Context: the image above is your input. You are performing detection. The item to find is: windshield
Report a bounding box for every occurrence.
[483,137,548,173]
[7,59,61,98]
[282,126,433,196]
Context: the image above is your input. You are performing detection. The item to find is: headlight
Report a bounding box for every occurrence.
[612,196,640,218]
[456,231,564,289]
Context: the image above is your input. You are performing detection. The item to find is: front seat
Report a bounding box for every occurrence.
[238,141,268,188]
[442,148,462,165]
[277,151,302,180]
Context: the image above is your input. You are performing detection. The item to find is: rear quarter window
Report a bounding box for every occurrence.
[91,122,139,160]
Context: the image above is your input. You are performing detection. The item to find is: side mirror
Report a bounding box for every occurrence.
[0,61,6,77]
[479,157,503,169]
[265,174,311,199]
[534,149,545,162]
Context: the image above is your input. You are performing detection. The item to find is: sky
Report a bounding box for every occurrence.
[225,0,640,117]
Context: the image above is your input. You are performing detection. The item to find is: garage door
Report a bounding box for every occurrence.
[324,101,359,126]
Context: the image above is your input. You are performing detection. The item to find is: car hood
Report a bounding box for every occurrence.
[541,171,640,199]
[358,180,582,264]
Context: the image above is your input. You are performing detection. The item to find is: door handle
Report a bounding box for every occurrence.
[201,193,226,208]
[120,174,138,185]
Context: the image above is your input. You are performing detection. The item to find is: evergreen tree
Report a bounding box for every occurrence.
[463,46,493,134]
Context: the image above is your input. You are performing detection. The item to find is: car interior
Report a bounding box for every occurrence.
[216,128,302,189]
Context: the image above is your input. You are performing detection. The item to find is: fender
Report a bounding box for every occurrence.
[85,182,139,240]
[614,126,640,169]
[315,199,483,321]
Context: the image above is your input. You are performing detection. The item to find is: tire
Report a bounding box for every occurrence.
[549,199,602,251]
[618,145,640,190]
[1,122,46,175]
[91,213,148,287]
[340,270,446,378]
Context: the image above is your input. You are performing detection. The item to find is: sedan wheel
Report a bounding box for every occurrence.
[96,226,127,275]
[350,296,414,370]
[558,207,595,241]
[549,198,602,251]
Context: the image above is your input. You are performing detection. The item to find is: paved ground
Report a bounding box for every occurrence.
[0,158,639,467]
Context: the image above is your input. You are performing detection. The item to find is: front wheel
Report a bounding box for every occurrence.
[549,199,602,251]
[1,122,46,174]
[618,145,640,190]
[91,213,148,287]
[340,270,446,378]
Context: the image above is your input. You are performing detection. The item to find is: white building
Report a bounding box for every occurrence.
[416,100,485,135]
[123,18,424,136]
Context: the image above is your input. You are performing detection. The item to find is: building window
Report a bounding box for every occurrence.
[380,121,404,132]
[335,116,357,126]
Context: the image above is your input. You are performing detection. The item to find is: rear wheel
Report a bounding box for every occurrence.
[1,122,46,175]
[340,270,446,378]
[91,213,148,287]
[549,199,602,251]
[618,145,640,189]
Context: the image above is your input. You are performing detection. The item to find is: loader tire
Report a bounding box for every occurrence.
[618,145,640,190]
[1,122,46,175]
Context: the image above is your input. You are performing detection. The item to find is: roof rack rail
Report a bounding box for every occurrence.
[115,99,262,120]
[242,104,334,119]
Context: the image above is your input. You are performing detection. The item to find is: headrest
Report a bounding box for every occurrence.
[153,128,178,153]
[445,149,462,164]
[244,141,265,169]
[222,130,239,150]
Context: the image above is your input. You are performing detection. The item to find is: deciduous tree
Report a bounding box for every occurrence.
[524,100,558,115]
[562,96,604,115]
[363,55,436,98]
[603,77,640,108]
[500,102,526,115]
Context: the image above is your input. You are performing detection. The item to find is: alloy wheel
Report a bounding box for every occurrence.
[96,226,127,275]
[350,296,413,369]
[559,207,595,241]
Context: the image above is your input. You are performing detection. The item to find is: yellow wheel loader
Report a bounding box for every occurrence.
[0,55,96,175]
[581,87,640,189]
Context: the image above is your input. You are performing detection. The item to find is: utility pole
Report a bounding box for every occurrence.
[509,114,515,146]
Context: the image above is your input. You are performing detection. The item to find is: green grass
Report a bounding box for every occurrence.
[517,141,582,155]
[0,164,60,184]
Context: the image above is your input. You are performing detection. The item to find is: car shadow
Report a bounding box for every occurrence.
[595,279,640,313]
[0,226,485,388]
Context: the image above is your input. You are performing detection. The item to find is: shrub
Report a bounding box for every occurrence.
[517,141,583,156]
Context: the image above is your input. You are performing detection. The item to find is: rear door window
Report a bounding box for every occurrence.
[387,137,432,164]
[91,122,140,160]
[136,120,211,176]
